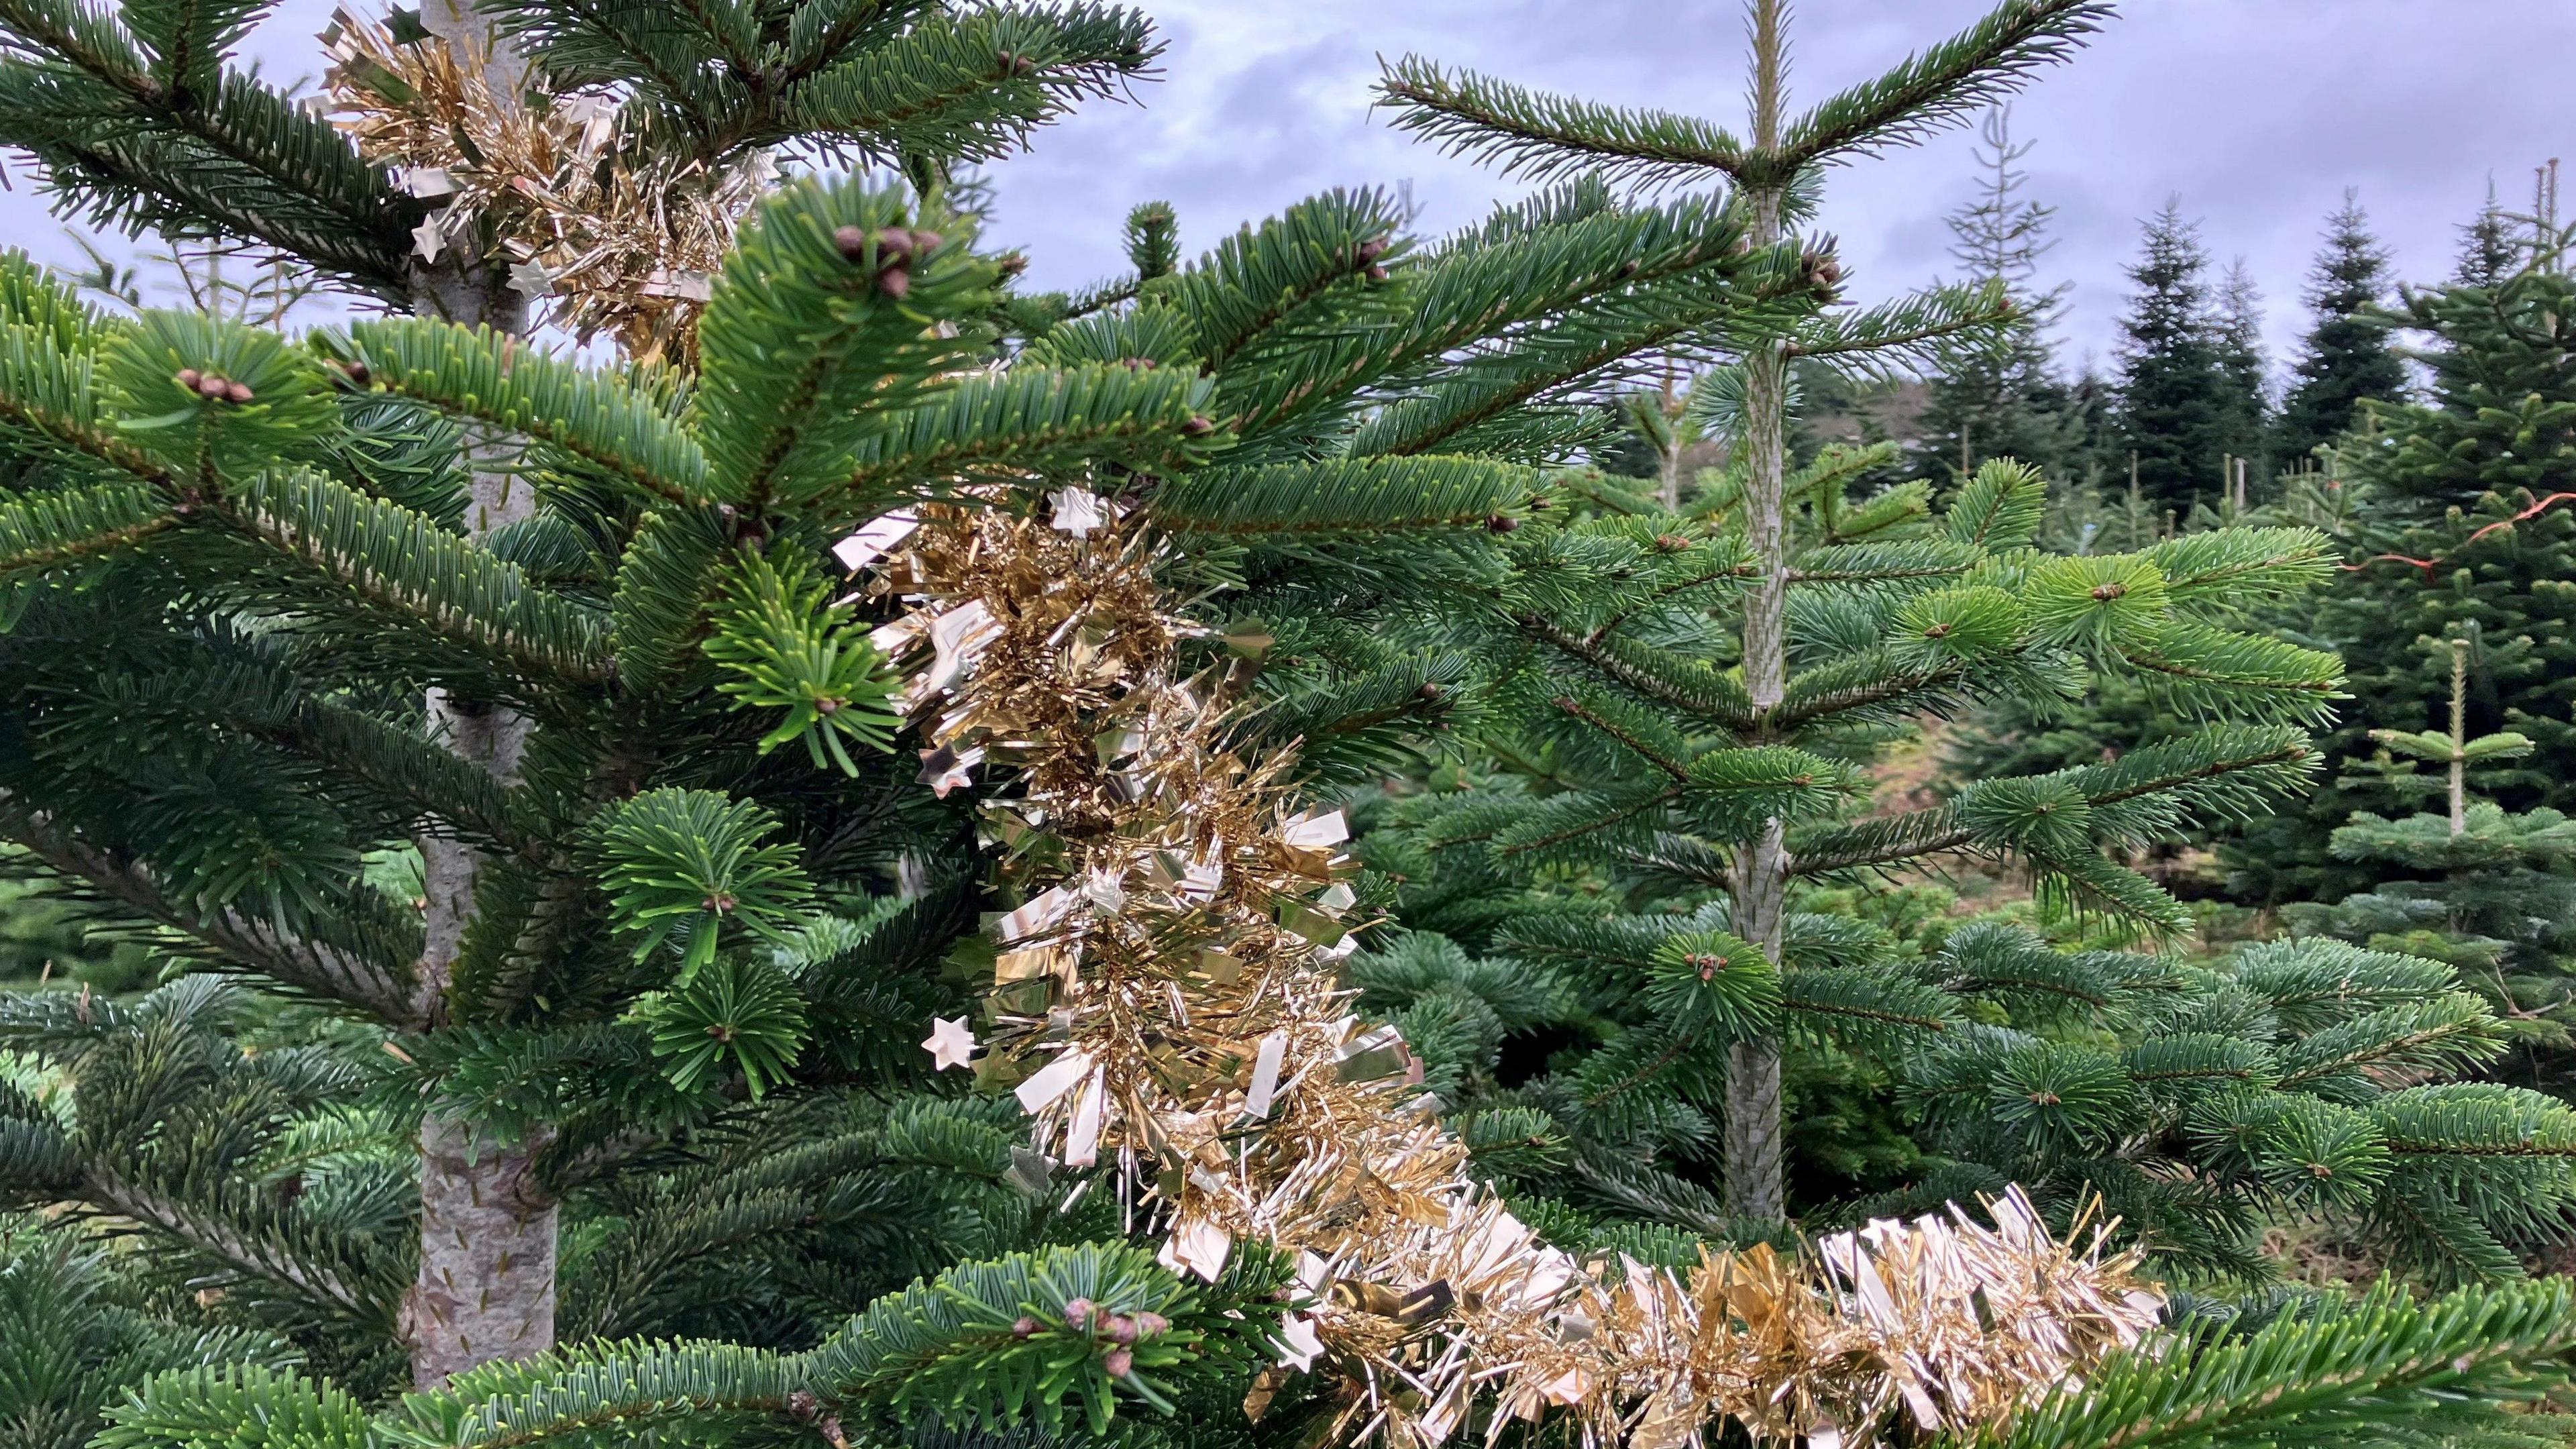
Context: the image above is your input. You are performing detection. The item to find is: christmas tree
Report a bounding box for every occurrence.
[2112,201,2236,516]
[1915,105,2088,494]
[1351,773,2576,1283]
[2271,192,2408,470]
[2286,641,2576,1100]
[1,0,2574,1446]
[1378,0,2366,1230]
[0,0,1176,1392]
[2226,183,2576,908]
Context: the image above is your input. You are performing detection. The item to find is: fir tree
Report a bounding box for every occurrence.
[2285,641,2576,1101]
[1375,0,2377,1232]
[0,0,1831,1424]
[1350,775,2576,1282]
[0,0,1174,1391]
[1917,106,2084,492]
[2273,193,2407,470]
[2214,258,2270,502]
[2114,201,2233,514]
[2227,199,2576,910]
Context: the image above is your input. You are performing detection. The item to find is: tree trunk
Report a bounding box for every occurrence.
[400,0,555,1389]
[1726,313,1792,1224]
[1725,7,1792,1225]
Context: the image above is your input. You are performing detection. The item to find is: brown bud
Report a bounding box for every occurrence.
[1182,415,1216,437]
[1102,1348,1134,1378]
[702,892,737,914]
[175,368,202,389]
[196,374,228,398]
[1121,356,1157,370]
[1134,1311,1171,1338]
[996,251,1029,278]
[1000,49,1036,75]
[1364,264,1389,282]
[1354,237,1386,266]
[813,696,843,715]
[1012,1316,1040,1338]
[875,227,914,262]
[833,225,869,262]
[910,230,943,255]
[1653,533,1690,552]
[1486,513,1519,533]
[1063,1297,1095,1330]
[223,380,254,404]
[341,360,372,386]
[876,266,912,299]
[1415,682,1444,702]
[1104,1315,1140,1344]
[1690,952,1728,981]
[1617,258,1641,277]
[785,1391,820,1423]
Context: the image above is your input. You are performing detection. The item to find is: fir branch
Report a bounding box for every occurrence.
[839,362,1214,502]
[1375,55,1746,189]
[1788,805,1974,876]
[81,1162,377,1318]
[1786,280,2012,376]
[0,796,421,1023]
[343,320,714,508]
[213,469,616,691]
[1513,612,1759,731]
[1980,1278,2576,1449]
[0,481,176,576]
[1774,0,2114,174]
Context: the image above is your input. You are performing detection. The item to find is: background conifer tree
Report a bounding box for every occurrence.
[2114,201,2234,515]
[1373,0,2386,1232]
[2214,258,2271,502]
[2273,193,2408,469]
[2285,641,2576,1101]
[1916,106,2086,492]
[2229,195,2576,910]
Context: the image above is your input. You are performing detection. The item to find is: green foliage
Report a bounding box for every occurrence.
[592,789,814,982]
[705,547,900,773]
[1984,1277,2576,1449]
[2230,225,2576,911]
[2273,195,2409,470]
[634,955,810,1097]
[100,1363,373,1449]
[694,184,990,513]
[0,1218,297,1449]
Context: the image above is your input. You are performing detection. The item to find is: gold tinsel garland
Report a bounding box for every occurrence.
[322,8,766,360]
[854,497,2167,1449]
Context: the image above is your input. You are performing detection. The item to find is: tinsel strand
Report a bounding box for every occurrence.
[859,496,2166,1449]
[321,7,767,360]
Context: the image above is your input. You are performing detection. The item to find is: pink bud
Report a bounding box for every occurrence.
[1062,1297,1094,1330]
[1102,1348,1133,1378]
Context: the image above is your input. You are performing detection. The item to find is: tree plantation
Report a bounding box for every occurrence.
[0,3,2572,1449]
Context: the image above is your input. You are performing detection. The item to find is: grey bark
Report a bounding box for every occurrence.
[398,0,557,1389]
[1723,0,1793,1226]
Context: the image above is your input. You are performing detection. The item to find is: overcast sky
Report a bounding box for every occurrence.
[7,0,2570,382]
